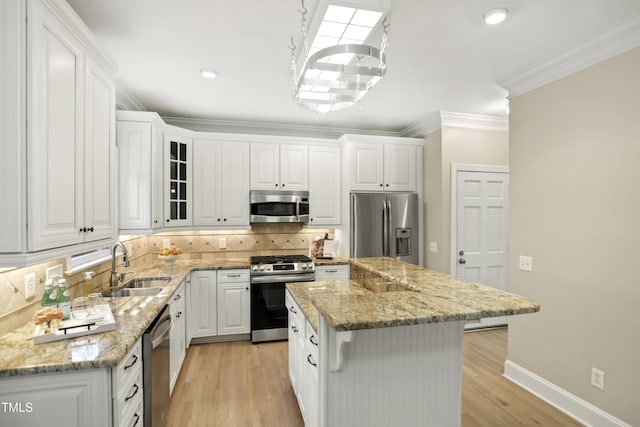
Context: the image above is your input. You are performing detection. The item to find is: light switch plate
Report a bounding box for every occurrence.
[519,256,533,272]
[25,273,37,300]
[219,237,227,249]
[429,241,438,253]
[46,264,63,280]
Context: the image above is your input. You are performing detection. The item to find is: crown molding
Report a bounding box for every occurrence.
[162,116,399,139]
[501,14,640,97]
[115,85,146,112]
[398,112,441,138]
[440,112,509,133]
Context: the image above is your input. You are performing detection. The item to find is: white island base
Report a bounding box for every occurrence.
[318,317,465,427]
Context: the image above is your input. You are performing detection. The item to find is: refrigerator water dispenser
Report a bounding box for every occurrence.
[395,228,412,256]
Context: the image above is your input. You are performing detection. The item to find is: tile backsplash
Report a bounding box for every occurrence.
[0,224,333,337]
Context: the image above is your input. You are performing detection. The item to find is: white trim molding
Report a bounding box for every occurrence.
[504,360,632,427]
[501,14,640,97]
[440,112,509,133]
[115,85,146,111]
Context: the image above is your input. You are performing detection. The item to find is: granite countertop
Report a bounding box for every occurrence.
[0,255,346,378]
[287,257,540,333]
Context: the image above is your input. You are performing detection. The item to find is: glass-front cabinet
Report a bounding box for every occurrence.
[164,132,192,227]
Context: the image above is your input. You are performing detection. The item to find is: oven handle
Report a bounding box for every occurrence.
[251,274,315,284]
[295,197,300,222]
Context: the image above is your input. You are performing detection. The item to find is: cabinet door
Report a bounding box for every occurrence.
[304,347,320,427]
[308,145,340,225]
[84,54,116,241]
[28,1,85,250]
[164,133,192,227]
[384,144,416,191]
[250,143,280,190]
[350,143,384,192]
[151,124,164,229]
[193,139,222,226]
[118,121,152,229]
[189,271,217,338]
[280,144,309,190]
[217,282,250,335]
[221,141,250,225]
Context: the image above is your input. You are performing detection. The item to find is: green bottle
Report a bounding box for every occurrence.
[41,279,58,308]
[57,278,71,320]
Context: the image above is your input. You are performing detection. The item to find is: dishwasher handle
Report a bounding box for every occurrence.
[151,314,172,349]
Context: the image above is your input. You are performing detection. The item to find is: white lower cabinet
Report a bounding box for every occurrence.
[287,289,320,427]
[217,270,250,335]
[188,269,251,340]
[189,270,217,339]
[169,281,187,394]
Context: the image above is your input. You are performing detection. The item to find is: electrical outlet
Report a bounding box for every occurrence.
[46,264,63,280]
[429,241,438,253]
[25,273,37,300]
[219,237,227,249]
[519,255,533,272]
[591,367,605,390]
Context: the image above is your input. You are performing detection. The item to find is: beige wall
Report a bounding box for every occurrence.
[424,127,509,273]
[508,47,640,425]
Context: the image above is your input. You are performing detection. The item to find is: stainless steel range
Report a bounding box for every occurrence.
[250,255,315,343]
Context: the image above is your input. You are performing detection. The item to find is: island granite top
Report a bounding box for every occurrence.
[287,257,540,333]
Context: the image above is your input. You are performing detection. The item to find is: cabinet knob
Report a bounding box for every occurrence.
[154,219,158,224]
[166,219,170,223]
[282,184,285,187]
[79,227,87,233]
[275,183,278,187]
[245,287,249,291]
[385,184,389,187]
[379,183,383,187]
[223,218,227,222]
[217,218,221,222]
[87,226,94,232]
[310,218,314,222]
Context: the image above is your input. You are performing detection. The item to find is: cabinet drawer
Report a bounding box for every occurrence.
[315,264,350,281]
[217,269,249,282]
[306,319,319,362]
[286,290,305,333]
[113,362,143,425]
[118,387,144,427]
[112,340,142,398]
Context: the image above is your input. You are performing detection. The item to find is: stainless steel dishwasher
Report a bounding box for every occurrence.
[143,305,171,427]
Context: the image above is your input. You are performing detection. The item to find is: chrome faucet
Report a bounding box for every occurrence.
[111,242,130,288]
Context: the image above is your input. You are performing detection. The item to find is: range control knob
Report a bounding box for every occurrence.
[301,264,307,270]
[307,263,315,270]
[259,265,265,271]
[251,265,259,272]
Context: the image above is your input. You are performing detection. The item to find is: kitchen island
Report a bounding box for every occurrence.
[286,257,539,427]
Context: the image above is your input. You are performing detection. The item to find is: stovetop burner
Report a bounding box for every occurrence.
[250,255,312,265]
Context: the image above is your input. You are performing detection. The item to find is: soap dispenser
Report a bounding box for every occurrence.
[83,271,94,296]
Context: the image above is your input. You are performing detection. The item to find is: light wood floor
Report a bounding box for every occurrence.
[168,328,583,426]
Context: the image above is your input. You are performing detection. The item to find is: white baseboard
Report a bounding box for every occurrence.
[503,360,630,427]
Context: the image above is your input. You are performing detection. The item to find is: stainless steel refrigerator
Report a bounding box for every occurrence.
[350,192,419,265]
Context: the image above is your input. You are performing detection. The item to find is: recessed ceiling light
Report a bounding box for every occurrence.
[200,69,217,79]
[483,8,508,25]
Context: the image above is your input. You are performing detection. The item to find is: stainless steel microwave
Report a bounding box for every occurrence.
[250,190,310,224]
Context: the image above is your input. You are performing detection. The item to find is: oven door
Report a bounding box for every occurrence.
[250,274,314,343]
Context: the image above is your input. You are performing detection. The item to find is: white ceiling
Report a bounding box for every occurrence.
[67,0,640,136]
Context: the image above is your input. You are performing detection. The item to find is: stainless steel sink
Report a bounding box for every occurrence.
[124,277,172,289]
[102,287,164,298]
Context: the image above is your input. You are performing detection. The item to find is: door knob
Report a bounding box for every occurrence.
[459,250,464,256]
[458,258,466,264]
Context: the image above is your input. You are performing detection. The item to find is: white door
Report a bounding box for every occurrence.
[383,144,416,191]
[455,170,509,329]
[250,143,280,190]
[308,145,341,225]
[217,283,250,335]
[280,144,309,190]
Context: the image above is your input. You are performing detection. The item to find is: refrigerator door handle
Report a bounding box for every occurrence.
[385,199,391,256]
[382,199,389,256]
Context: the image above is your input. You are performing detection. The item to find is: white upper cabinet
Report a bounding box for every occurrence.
[193,139,250,227]
[250,143,309,190]
[26,0,117,252]
[164,132,193,227]
[345,136,418,192]
[383,144,417,191]
[117,112,165,232]
[308,145,341,225]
